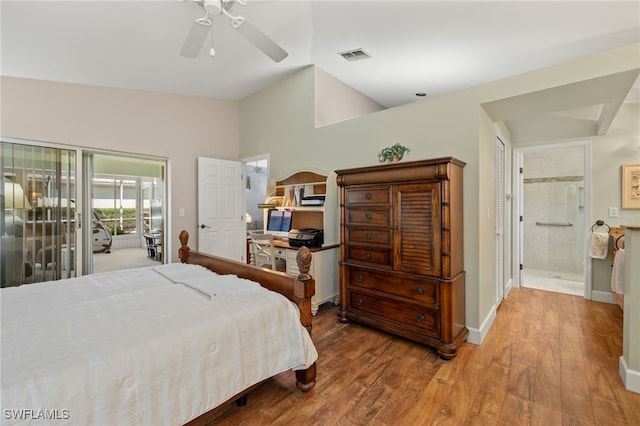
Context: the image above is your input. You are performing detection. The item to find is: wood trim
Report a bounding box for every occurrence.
[276,171,328,187]
[335,157,466,187]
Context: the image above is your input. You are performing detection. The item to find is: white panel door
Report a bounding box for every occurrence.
[197,157,245,261]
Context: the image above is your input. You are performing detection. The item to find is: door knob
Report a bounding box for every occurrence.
[200,224,211,229]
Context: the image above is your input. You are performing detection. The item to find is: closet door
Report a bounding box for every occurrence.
[393,182,441,276]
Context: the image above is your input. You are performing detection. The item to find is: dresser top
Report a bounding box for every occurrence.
[335,157,465,187]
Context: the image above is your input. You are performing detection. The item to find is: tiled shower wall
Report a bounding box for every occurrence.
[523,147,585,277]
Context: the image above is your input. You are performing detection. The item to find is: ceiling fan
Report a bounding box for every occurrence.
[180,0,288,63]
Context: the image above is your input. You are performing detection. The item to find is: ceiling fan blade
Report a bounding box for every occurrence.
[235,20,288,63]
[180,21,211,58]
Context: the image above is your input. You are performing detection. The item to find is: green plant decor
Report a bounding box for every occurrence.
[378,143,411,163]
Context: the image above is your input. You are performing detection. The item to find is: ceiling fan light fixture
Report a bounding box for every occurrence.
[203,0,223,15]
[221,7,245,28]
[180,0,288,62]
[230,16,245,29]
[195,15,213,26]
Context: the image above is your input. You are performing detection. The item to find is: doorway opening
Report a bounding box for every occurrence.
[514,142,591,297]
[242,154,269,233]
[86,153,167,274]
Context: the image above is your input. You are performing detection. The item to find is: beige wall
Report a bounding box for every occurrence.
[1,77,240,258]
[314,66,385,127]
[240,43,640,332]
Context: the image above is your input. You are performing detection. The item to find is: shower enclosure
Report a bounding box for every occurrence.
[518,144,587,296]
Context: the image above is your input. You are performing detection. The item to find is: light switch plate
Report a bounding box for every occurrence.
[609,207,619,218]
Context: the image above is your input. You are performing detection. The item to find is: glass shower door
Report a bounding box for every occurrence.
[521,145,586,295]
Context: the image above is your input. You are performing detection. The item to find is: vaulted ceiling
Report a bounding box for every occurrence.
[2,1,639,141]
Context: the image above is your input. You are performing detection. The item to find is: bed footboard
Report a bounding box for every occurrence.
[178,230,317,393]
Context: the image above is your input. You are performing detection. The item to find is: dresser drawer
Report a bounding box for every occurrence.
[345,227,391,245]
[345,187,390,205]
[346,246,392,267]
[346,208,391,226]
[349,291,439,337]
[347,267,438,304]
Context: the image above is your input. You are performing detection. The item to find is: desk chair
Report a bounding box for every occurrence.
[144,233,162,261]
[144,235,157,259]
[248,232,284,272]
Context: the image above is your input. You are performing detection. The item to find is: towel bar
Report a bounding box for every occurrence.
[591,219,610,232]
[536,221,573,227]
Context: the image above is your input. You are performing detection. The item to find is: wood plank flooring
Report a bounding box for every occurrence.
[204,287,640,425]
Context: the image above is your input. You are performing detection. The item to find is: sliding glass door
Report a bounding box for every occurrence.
[2,140,167,286]
[1,141,77,287]
[86,153,166,274]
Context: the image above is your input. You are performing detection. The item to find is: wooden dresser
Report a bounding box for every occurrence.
[335,157,468,359]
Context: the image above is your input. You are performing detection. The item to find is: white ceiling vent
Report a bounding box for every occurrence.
[339,49,371,62]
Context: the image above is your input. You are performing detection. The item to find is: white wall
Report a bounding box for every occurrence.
[1,77,240,259]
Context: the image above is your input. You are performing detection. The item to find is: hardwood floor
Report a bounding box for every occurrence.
[204,287,640,425]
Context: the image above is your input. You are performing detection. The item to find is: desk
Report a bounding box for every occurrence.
[259,239,339,315]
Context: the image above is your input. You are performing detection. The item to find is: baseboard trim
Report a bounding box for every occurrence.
[592,290,616,305]
[619,356,640,394]
[467,303,497,345]
[504,278,514,297]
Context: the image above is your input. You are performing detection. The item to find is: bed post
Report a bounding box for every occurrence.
[178,230,190,263]
[293,246,317,392]
[293,246,314,334]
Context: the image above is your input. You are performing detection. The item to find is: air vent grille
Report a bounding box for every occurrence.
[339,49,371,62]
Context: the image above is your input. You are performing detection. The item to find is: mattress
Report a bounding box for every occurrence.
[1,263,318,425]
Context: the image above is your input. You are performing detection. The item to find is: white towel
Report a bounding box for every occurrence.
[589,232,609,259]
[611,248,625,295]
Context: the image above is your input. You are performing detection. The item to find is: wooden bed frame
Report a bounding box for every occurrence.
[177,230,317,424]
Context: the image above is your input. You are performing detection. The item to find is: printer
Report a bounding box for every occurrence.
[288,228,324,248]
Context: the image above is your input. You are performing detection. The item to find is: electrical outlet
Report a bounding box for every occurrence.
[608,207,619,218]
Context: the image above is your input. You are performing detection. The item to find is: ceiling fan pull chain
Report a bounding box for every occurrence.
[209,21,216,57]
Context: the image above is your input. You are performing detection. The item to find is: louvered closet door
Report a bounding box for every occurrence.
[393,183,441,276]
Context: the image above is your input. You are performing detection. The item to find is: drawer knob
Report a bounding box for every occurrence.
[365,233,372,240]
[417,314,425,323]
[357,298,363,305]
[365,192,372,200]
[365,213,372,220]
[417,287,424,295]
[356,274,364,282]
[364,253,372,260]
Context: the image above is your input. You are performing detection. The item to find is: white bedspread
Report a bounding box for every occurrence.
[1,264,317,425]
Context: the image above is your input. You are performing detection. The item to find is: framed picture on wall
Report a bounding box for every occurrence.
[621,163,640,209]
